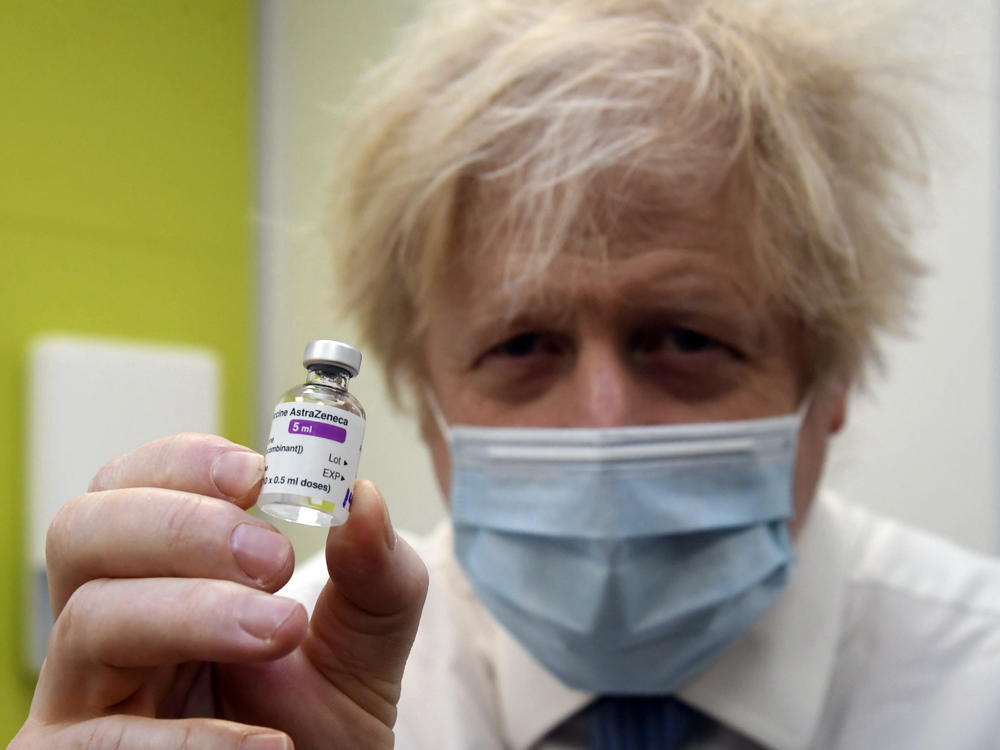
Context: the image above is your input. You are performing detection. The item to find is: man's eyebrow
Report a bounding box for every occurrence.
[464,299,575,337]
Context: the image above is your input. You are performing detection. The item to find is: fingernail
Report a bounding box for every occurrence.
[241,732,292,750]
[212,451,264,500]
[231,523,291,584]
[362,480,397,551]
[238,594,300,641]
[384,503,397,551]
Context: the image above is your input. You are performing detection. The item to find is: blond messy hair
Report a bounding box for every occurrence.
[329,0,927,406]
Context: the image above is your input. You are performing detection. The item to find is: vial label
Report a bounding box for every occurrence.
[262,402,365,515]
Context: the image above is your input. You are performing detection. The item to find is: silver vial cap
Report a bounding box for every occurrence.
[303,340,362,378]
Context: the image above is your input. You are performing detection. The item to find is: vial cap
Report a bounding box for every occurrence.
[303,340,362,378]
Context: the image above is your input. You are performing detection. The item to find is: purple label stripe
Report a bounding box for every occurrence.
[288,419,346,443]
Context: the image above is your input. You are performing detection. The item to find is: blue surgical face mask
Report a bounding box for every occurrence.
[432,398,806,695]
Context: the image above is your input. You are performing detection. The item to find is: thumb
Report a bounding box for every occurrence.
[303,480,428,726]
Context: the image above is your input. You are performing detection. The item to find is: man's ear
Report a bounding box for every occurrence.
[418,401,436,444]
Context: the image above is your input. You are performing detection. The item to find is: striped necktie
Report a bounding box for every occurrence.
[589,695,707,749]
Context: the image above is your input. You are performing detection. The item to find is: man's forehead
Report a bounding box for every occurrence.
[436,162,769,329]
[454,208,757,298]
[448,241,766,331]
[456,162,741,251]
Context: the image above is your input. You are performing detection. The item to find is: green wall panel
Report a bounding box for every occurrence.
[0,1,253,740]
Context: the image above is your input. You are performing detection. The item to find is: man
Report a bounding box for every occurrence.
[14,1,1000,748]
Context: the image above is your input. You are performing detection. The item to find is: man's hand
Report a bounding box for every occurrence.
[11,433,428,749]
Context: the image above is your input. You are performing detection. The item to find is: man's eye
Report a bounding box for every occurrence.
[633,326,719,355]
[488,332,571,360]
[474,331,572,374]
[667,328,712,353]
[630,325,743,397]
[496,333,544,357]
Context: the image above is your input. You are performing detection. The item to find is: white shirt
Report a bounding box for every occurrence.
[283,491,1000,749]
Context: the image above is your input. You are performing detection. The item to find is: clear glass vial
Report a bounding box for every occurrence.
[258,340,366,526]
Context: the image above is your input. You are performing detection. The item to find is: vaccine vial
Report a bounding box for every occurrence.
[258,340,366,526]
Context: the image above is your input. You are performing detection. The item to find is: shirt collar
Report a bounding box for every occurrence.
[676,490,849,749]
[470,490,850,750]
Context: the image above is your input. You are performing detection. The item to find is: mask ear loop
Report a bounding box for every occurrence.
[797,389,814,420]
[423,387,452,445]
[791,387,817,438]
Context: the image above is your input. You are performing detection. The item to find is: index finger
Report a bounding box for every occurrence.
[89,433,265,508]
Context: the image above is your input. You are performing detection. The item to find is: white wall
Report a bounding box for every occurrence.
[257,0,443,557]
[824,0,999,554]
[257,0,999,559]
